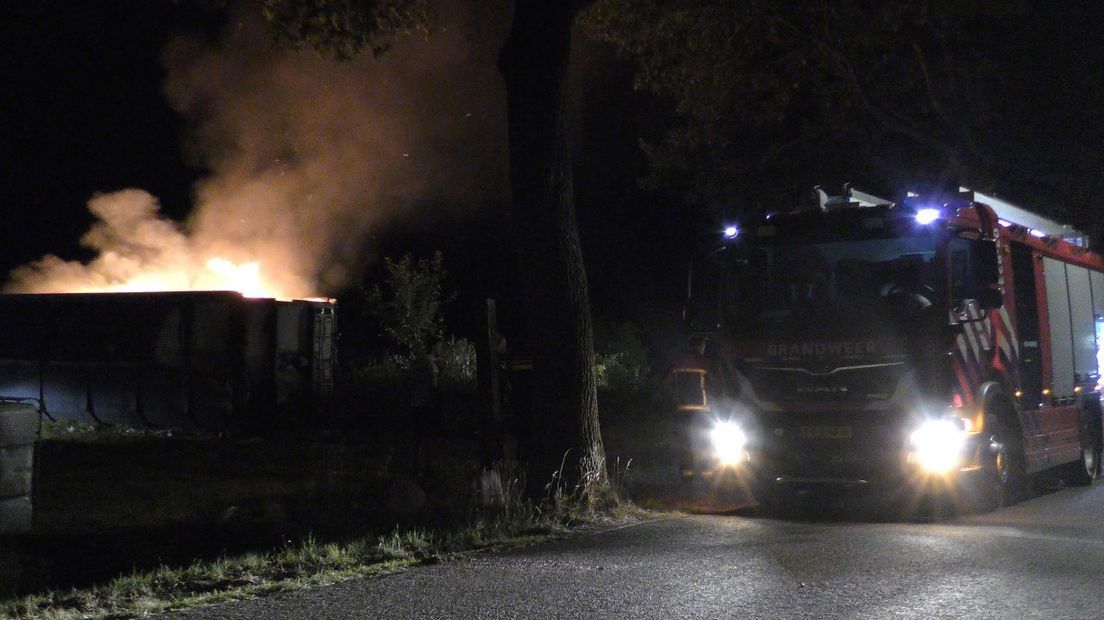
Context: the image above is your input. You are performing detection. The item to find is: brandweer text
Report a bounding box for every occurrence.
[766,341,877,357]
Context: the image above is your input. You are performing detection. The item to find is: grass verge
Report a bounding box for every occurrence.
[3,467,651,619]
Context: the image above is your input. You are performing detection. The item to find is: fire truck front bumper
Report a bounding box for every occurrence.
[745,433,992,504]
[678,412,991,501]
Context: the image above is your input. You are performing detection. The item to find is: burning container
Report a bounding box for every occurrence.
[0,292,335,433]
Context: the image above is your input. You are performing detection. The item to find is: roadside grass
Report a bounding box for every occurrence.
[2,462,651,620]
[3,521,547,619]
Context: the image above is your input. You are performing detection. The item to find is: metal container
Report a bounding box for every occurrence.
[0,292,336,433]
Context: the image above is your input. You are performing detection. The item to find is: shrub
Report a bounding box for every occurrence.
[362,252,451,358]
[594,322,649,395]
[436,337,477,393]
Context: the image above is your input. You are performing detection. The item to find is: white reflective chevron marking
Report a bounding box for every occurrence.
[957,337,973,366]
[962,321,980,360]
[997,330,1013,363]
[1000,307,1018,356]
[977,317,992,351]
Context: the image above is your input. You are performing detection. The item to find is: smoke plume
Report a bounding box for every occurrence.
[6,1,507,298]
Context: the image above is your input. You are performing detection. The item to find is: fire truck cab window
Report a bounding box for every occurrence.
[734,235,938,325]
[949,238,999,306]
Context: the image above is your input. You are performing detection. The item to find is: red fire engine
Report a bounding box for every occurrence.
[674,186,1103,512]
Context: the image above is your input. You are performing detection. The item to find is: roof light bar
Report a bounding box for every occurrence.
[914,208,941,225]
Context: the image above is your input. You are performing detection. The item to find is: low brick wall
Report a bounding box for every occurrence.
[0,401,37,536]
[1,431,486,596]
[28,431,485,536]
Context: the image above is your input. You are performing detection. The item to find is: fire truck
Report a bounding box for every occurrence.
[673,186,1103,512]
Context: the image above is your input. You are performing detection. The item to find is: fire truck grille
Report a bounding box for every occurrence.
[757,414,908,482]
[748,363,907,405]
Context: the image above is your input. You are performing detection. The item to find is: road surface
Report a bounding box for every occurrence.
[170,482,1104,619]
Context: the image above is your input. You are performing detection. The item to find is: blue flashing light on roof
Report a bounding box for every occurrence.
[914,208,941,225]
[723,225,740,239]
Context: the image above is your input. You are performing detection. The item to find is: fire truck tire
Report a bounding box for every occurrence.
[974,420,1025,512]
[1064,399,1102,486]
[1064,439,1100,487]
[1064,445,1099,486]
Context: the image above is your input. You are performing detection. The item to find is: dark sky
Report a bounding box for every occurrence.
[0,3,210,269]
[14,3,1095,347]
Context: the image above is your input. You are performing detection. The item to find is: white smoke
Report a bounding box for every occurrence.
[5,0,507,298]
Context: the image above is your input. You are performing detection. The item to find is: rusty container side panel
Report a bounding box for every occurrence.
[241,299,277,430]
[0,292,250,431]
[274,300,337,410]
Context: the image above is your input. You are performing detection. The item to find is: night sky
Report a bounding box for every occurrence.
[0,4,208,268]
[4,2,1100,350]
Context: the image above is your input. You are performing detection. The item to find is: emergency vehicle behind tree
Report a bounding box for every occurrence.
[673,186,1103,512]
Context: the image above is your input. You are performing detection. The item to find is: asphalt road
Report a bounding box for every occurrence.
[170,483,1104,619]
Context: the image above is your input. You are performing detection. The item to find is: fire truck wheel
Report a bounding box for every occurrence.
[1064,400,1102,487]
[975,421,1024,512]
[1064,442,1100,487]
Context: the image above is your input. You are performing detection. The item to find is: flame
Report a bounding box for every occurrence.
[15,255,288,299]
[204,257,272,298]
[3,190,305,299]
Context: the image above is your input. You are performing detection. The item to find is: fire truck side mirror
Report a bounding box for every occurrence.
[977,285,1003,309]
[972,240,1000,291]
[952,298,987,323]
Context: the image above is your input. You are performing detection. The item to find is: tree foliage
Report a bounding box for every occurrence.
[363,252,449,357]
[262,1,609,489]
[594,321,648,395]
[585,0,1104,232]
[262,0,430,58]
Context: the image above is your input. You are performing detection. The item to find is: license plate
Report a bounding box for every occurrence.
[799,425,852,439]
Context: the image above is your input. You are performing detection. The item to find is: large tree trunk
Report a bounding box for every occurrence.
[499,1,605,493]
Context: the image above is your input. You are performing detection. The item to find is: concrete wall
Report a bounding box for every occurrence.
[0,401,37,535]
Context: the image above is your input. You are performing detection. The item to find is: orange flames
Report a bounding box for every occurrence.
[3,191,316,300]
[35,256,336,302]
[203,258,271,298]
[45,256,287,299]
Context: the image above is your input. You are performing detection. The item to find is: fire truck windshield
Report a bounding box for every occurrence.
[730,233,940,326]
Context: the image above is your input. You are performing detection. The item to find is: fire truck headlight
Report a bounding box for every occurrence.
[909,418,967,474]
[710,421,748,466]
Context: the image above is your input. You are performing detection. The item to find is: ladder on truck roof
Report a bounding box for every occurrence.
[815,184,891,209]
[815,184,1088,248]
[959,187,1088,248]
